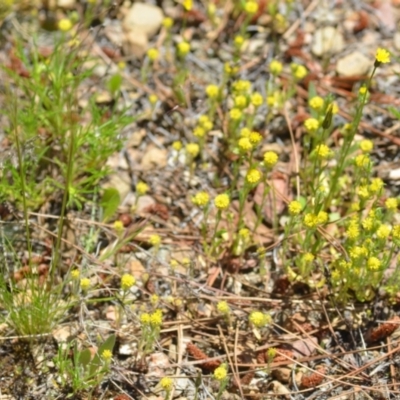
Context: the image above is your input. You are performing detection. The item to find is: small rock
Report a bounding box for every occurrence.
[141,145,168,170]
[123,28,148,58]
[336,51,371,77]
[311,26,344,57]
[57,0,76,8]
[394,32,400,51]
[122,3,164,39]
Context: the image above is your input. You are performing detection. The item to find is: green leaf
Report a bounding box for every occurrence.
[107,73,122,95]
[100,188,120,222]
[78,348,92,369]
[88,334,116,376]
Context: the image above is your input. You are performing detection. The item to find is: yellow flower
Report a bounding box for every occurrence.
[102,349,113,361]
[304,118,319,133]
[240,127,251,137]
[160,377,173,391]
[147,48,159,61]
[359,86,368,95]
[149,234,161,246]
[140,313,151,325]
[150,294,159,305]
[317,211,328,224]
[182,0,192,11]
[357,185,370,199]
[362,216,374,230]
[369,178,384,193]
[375,48,390,64]
[377,224,391,239]
[229,108,242,120]
[360,139,373,153]
[249,311,271,328]
[71,269,80,279]
[192,191,210,207]
[244,1,258,14]
[177,41,190,57]
[263,151,278,167]
[355,154,370,168]
[136,181,149,195]
[346,222,360,240]
[291,63,307,79]
[186,143,200,157]
[198,115,213,130]
[302,253,314,263]
[303,213,317,228]
[224,62,238,76]
[113,220,124,232]
[367,257,381,270]
[80,278,91,291]
[314,144,331,159]
[121,274,136,290]
[239,228,250,237]
[58,18,73,32]
[234,94,248,109]
[393,225,400,239]
[288,200,302,215]
[246,169,262,184]
[162,17,173,29]
[193,126,206,137]
[206,84,220,99]
[234,35,245,48]
[309,96,324,111]
[251,92,263,107]
[214,193,230,210]
[150,309,163,326]
[172,141,182,151]
[232,80,251,93]
[385,197,398,211]
[238,137,252,151]
[214,365,228,381]
[149,94,158,105]
[269,59,283,75]
[217,301,230,314]
[249,131,262,145]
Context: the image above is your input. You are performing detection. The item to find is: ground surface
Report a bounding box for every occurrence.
[1,1,400,399]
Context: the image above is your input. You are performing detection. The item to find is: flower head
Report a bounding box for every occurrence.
[182,0,192,11]
[238,137,253,152]
[375,48,390,65]
[198,115,213,131]
[71,269,80,279]
[206,84,220,99]
[150,309,163,326]
[121,274,136,290]
[192,191,210,207]
[234,94,248,109]
[244,1,258,14]
[367,256,381,270]
[291,63,307,79]
[304,118,320,133]
[172,141,182,151]
[136,181,149,195]
[288,200,302,215]
[162,17,173,29]
[360,139,373,153]
[80,278,91,291]
[249,131,262,145]
[149,94,158,105]
[102,349,113,361]
[177,42,190,57]
[149,234,161,246]
[263,151,278,167]
[377,224,391,239]
[251,92,263,107]
[229,108,242,120]
[217,301,230,314]
[314,144,331,159]
[58,18,73,32]
[160,377,173,391]
[249,311,271,328]
[147,48,159,61]
[193,126,206,138]
[269,59,283,75]
[246,169,262,184]
[214,193,230,210]
[309,96,324,111]
[385,197,398,211]
[186,143,200,157]
[213,365,228,381]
